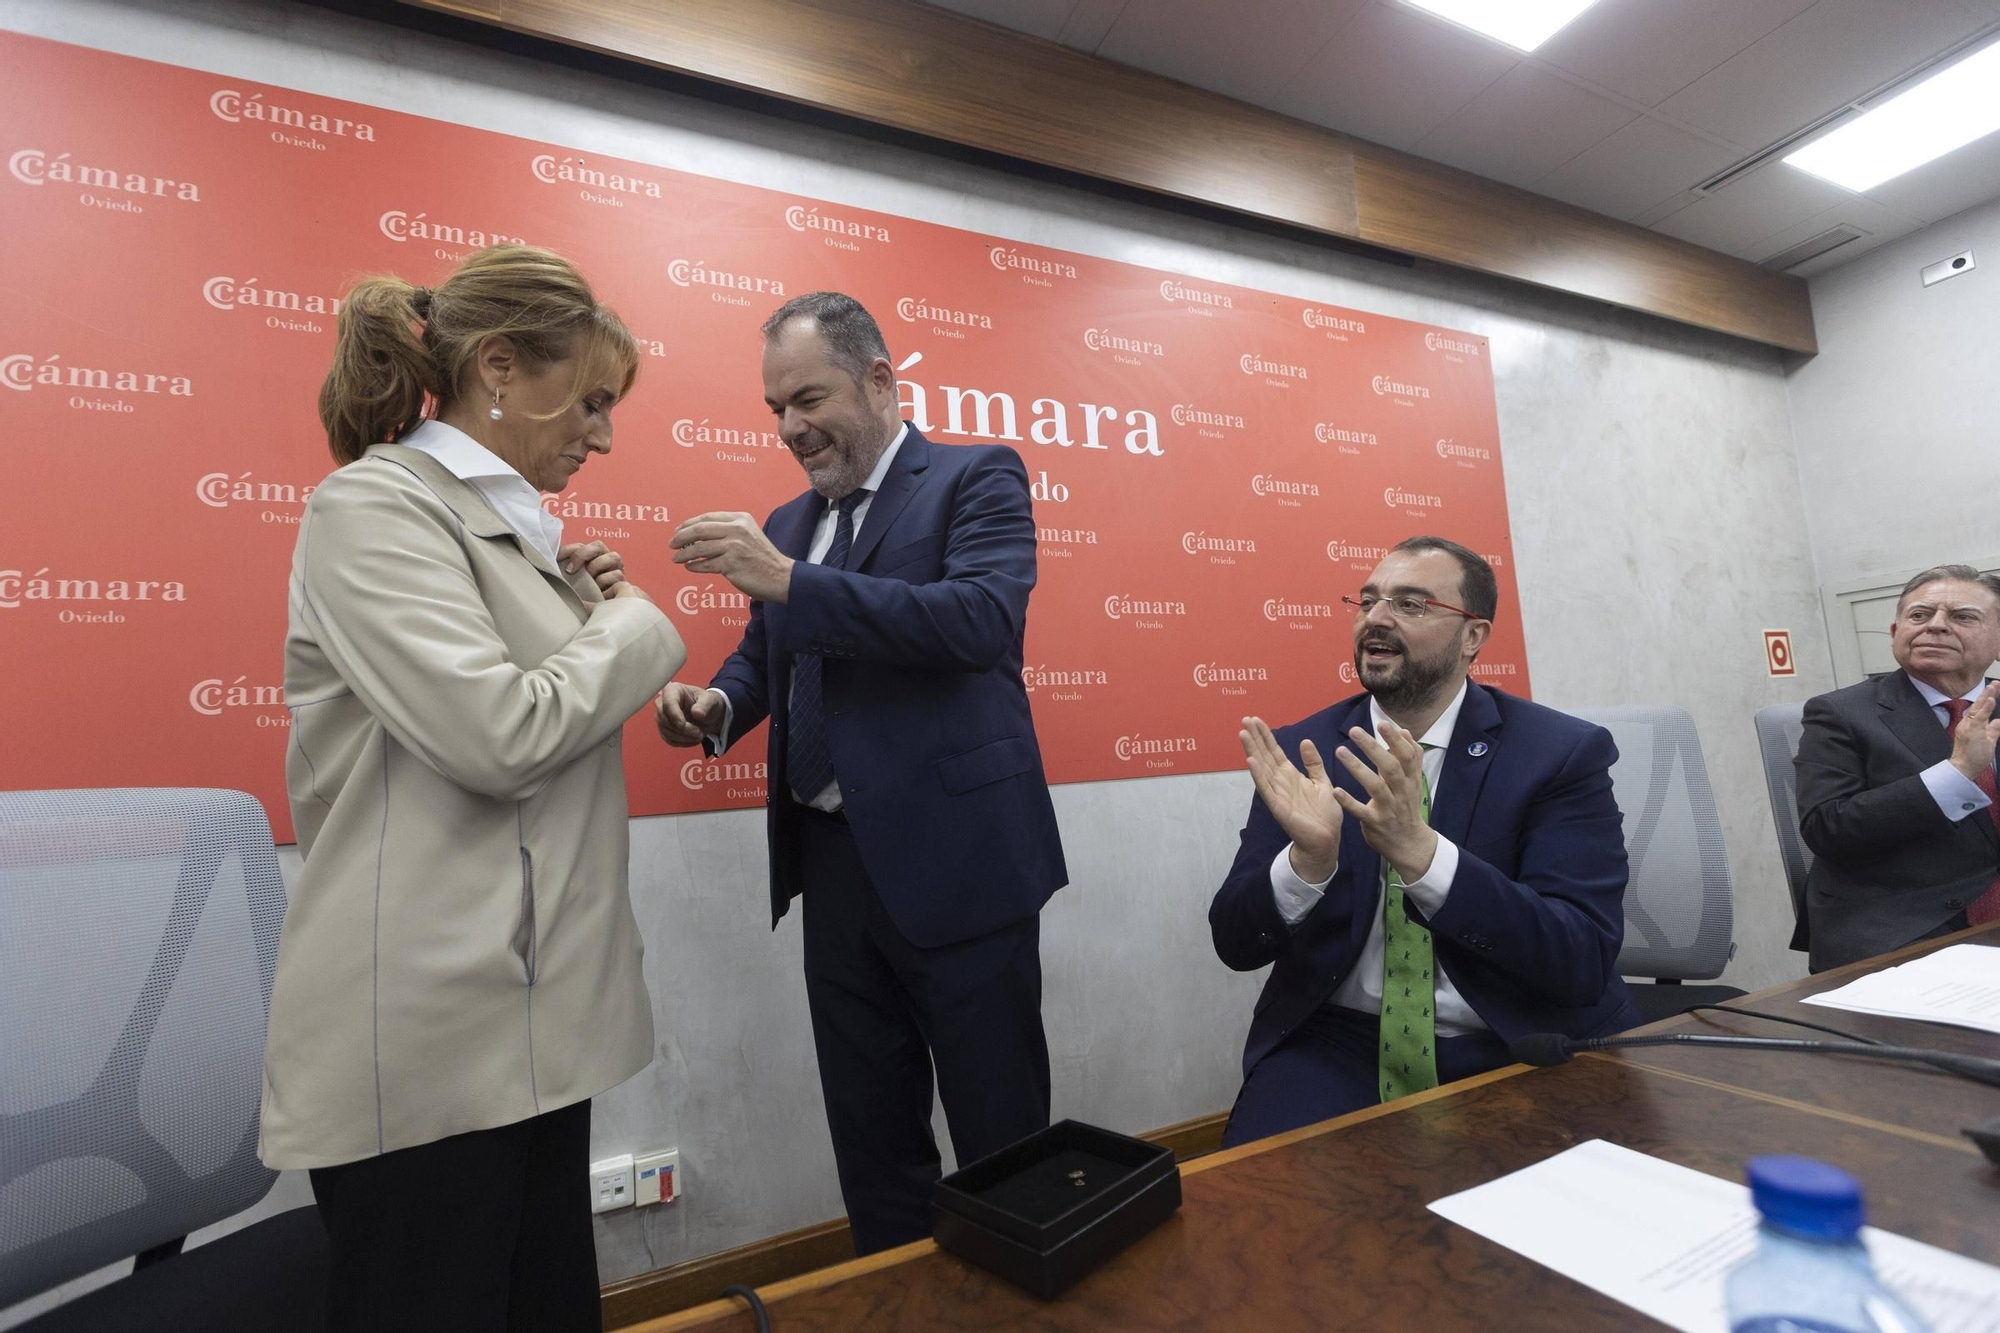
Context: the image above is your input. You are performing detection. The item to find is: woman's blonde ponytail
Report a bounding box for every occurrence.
[318,275,438,465]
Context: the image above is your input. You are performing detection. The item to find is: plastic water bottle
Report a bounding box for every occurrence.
[1725,1156,1930,1333]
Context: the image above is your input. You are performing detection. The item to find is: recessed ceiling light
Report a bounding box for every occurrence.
[1784,37,2000,192]
[1400,0,1602,53]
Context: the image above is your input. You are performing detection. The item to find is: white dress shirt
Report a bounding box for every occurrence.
[707,424,909,811]
[1268,680,1486,1035]
[398,419,565,568]
[1907,672,1994,821]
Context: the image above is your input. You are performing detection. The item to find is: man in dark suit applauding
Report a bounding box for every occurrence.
[1210,536,1638,1146]
[1796,563,2000,971]
[657,293,1066,1252]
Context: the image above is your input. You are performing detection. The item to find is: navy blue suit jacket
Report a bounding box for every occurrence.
[708,427,1067,948]
[1209,684,1640,1079]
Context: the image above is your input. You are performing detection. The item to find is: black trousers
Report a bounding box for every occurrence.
[1219,1004,1510,1149]
[798,806,1052,1255]
[308,1099,600,1333]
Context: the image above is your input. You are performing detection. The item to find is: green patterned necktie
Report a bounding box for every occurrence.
[1379,752,1437,1103]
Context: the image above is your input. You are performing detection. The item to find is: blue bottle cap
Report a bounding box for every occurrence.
[1745,1156,1865,1240]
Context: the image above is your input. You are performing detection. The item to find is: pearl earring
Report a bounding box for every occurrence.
[489,389,503,421]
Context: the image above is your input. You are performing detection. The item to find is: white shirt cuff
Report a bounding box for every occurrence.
[704,688,735,756]
[1269,844,1335,926]
[1921,759,1991,822]
[1398,835,1459,916]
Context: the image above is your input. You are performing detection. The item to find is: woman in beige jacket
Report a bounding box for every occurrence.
[265,244,685,1331]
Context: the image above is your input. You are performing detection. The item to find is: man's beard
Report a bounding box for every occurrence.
[1355,626,1464,712]
[797,425,882,500]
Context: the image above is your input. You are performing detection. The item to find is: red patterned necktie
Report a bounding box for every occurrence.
[1941,698,2000,925]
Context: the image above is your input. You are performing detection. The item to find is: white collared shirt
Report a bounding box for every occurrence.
[398,419,565,568]
[707,423,909,811]
[1268,679,1485,1035]
[1906,672,1995,821]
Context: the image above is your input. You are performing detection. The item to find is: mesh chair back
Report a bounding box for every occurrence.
[1753,703,1814,953]
[1568,707,1736,981]
[0,789,287,1308]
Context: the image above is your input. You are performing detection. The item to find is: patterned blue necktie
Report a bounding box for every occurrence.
[786,490,866,804]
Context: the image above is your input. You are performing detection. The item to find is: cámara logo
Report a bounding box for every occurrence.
[895,351,1161,457]
[1424,332,1480,356]
[210,89,374,141]
[1037,524,1099,548]
[1436,438,1492,464]
[1103,593,1187,621]
[667,258,785,298]
[1314,423,1378,446]
[898,297,992,330]
[1083,327,1163,359]
[680,755,767,792]
[9,149,200,202]
[540,494,670,523]
[1192,663,1269,690]
[198,472,315,525]
[1159,279,1232,310]
[1251,474,1320,500]
[2,353,192,398]
[1327,539,1390,567]
[1115,734,1199,762]
[2,568,186,609]
[1263,598,1337,622]
[1383,487,1443,511]
[379,211,525,248]
[189,676,284,718]
[531,154,662,202]
[1303,307,1366,336]
[785,204,889,247]
[1022,664,1108,694]
[1182,531,1257,556]
[1371,375,1432,399]
[1171,403,1245,430]
[990,246,1077,280]
[203,276,342,316]
[1242,353,1309,381]
[674,586,752,618]
[672,418,785,459]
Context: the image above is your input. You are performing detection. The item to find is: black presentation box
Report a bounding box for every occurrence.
[931,1119,1183,1300]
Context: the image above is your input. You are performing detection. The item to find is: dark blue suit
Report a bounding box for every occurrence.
[1210,684,1639,1144]
[707,426,1066,1250]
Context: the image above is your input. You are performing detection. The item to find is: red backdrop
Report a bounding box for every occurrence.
[0,32,1526,843]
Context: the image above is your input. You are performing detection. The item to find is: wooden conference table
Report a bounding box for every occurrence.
[643,925,2000,1331]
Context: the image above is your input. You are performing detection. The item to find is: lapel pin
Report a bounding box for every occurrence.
[1467,741,1490,757]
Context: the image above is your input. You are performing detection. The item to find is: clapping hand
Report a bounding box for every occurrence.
[1950,682,2000,784]
[1330,722,1438,884]
[1240,718,1343,883]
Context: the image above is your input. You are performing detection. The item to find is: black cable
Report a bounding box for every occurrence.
[1684,1003,1884,1046]
[722,1283,772,1333]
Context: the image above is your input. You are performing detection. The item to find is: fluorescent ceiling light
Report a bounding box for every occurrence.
[1401,0,1601,53]
[1785,38,2000,192]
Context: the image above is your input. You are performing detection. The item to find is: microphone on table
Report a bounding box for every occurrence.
[1508,1030,2000,1090]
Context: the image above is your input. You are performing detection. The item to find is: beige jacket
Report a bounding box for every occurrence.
[262,443,685,1170]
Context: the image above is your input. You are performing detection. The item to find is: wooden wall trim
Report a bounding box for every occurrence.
[600,1111,1230,1330]
[399,0,1814,353]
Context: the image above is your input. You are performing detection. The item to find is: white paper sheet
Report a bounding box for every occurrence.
[1801,944,2000,1036]
[1426,1140,2000,1332]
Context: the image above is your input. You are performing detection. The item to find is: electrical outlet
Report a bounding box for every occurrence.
[635,1148,680,1206]
[590,1154,634,1214]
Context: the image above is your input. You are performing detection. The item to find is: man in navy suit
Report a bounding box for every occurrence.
[1211,536,1638,1147]
[658,293,1066,1251]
